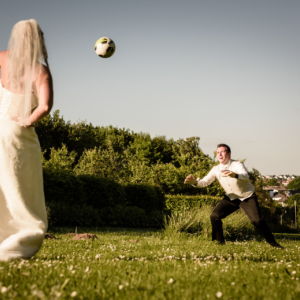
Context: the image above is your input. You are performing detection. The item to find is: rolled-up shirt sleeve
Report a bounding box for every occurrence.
[194,167,216,188]
[235,161,250,181]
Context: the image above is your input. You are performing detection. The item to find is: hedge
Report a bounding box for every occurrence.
[43,169,166,228]
[124,184,165,211]
[43,169,291,232]
[166,195,221,211]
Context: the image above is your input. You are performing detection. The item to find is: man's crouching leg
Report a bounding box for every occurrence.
[241,194,284,249]
[210,196,239,244]
[210,211,225,244]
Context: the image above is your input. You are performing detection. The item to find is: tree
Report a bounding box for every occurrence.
[263,178,280,186]
[286,194,300,206]
[249,169,273,206]
[42,144,77,172]
[287,177,300,190]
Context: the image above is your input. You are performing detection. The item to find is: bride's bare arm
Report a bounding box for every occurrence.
[0,51,4,67]
[25,66,53,127]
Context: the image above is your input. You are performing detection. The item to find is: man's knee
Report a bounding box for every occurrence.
[251,218,264,227]
[210,212,221,222]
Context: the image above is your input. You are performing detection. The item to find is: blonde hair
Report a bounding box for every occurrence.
[7,19,49,125]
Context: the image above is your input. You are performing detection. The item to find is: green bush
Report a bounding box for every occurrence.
[98,205,163,228]
[47,202,101,227]
[166,195,221,211]
[163,205,256,239]
[124,183,165,211]
[42,144,77,171]
[43,169,86,206]
[44,169,165,228]
[77,174,127,209]
[47,203,163,228]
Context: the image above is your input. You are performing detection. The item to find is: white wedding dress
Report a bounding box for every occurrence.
[0,81,47,261]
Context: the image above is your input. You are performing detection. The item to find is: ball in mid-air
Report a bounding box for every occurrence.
[95,37,115,58]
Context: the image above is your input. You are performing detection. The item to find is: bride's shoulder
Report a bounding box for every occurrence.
[0,50,8,66]
[40,64,52,79]
[35,64,53,89]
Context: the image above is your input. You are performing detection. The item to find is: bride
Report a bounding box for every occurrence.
[0,19,53,260]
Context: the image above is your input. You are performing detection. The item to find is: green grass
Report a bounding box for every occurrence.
[1,228,300,299]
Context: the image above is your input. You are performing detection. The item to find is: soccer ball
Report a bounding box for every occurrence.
[94,37,115,58]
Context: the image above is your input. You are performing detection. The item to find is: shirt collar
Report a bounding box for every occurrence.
[220,159,232,170]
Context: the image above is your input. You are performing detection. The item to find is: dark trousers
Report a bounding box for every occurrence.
[210,193,276,244]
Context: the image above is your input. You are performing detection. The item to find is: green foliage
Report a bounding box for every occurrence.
[124,154,222,196]
[98,205,163,227]
[43,169,86,206]
[47,202,163,228]
[44,169,165,228]
[124,184,165,211]
[77,175,126,209]
[36,110,135,160]
[166,195,221,211]
[42,144,77,171]
[164,205,256,239]
[37,111,288,231]
[127,133,174,165]
[75,146,128,182]
[263,178,280,186]
[47,202,100,227]
[286,194,300,206]
[285,194,300,229]
[287,177,300,190]
[165,194,290,234]
[37,111,222,196]
[249,169,273,207]
[163,205,212,236]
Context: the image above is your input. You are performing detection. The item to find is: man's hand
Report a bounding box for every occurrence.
[220,170,237,178]
[184,174,198,185]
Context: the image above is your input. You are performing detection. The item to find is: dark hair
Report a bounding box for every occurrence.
[217,144,231,153]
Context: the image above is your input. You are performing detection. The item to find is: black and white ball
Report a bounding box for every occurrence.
[94,37,115,58]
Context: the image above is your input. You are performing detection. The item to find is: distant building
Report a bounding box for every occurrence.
[263,186,289,198]
[272,193,288,207]
[289,190,300,197]
[282,179,292,187]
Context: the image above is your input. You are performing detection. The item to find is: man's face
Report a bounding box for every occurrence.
[217,147,231,165]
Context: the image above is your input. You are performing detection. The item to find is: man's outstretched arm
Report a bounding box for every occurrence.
[184,167,216,188]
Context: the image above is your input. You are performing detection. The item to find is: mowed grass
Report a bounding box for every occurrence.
[1,228,300,299]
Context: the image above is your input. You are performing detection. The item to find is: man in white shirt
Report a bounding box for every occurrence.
[184,144,283,248]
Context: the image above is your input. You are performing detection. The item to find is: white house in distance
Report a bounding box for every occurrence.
[272,193,288,207]
[263,186,289,207]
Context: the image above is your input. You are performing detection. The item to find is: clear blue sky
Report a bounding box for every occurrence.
[1,0,299,175]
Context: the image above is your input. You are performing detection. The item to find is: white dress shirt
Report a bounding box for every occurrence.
[194,160,255,201]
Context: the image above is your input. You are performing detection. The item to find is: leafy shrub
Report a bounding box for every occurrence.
[47,203,164,228]
[47,202,101,227]
[124,183,165,211]
[43,169,86,206]
[42,144,77,171]
[166,195,221,211]
[287,177,300,190]
[164,205,256,239]
[77,174,127,208]
[164,205,212,236]
[44,169,165,228]
[98,205,163,228]
[75,147,128,182]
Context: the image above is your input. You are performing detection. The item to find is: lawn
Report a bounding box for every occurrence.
[1,228,300,299]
